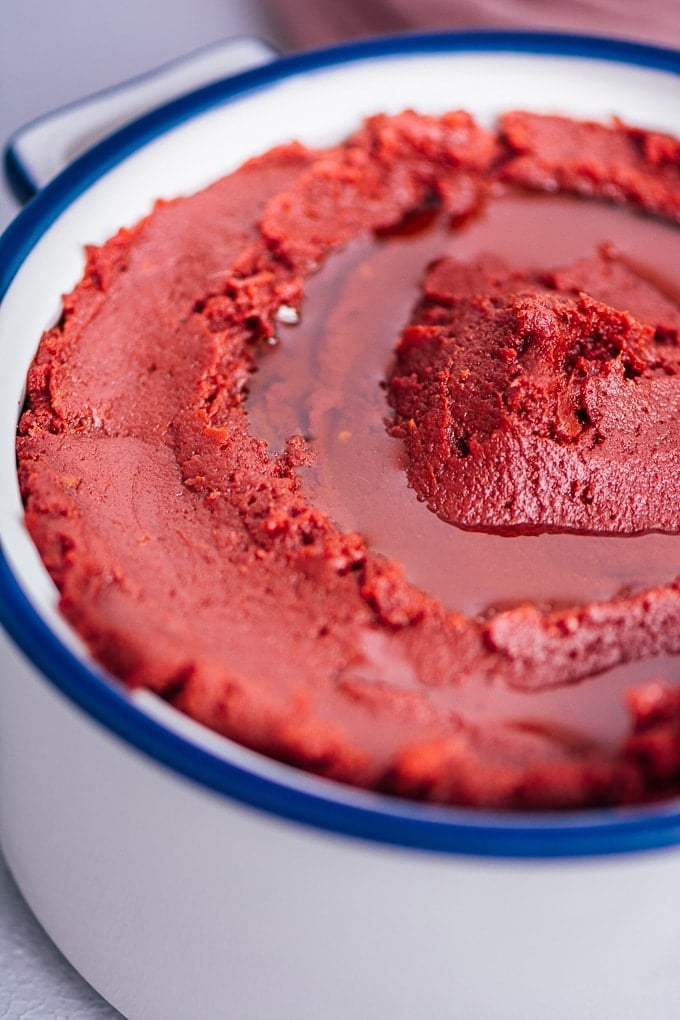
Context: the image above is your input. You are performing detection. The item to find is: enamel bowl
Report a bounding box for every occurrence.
[1,32,679,1020]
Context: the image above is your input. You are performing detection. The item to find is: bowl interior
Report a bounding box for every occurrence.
[1,34,680,855]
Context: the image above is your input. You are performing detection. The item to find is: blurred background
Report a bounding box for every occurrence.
[268,0,680,51]
[0,0,678,1016]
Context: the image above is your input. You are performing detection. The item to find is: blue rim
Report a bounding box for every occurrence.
[1,30,680,859]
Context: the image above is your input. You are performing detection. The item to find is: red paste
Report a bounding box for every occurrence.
[389,249,680,533]
[16,111,680,809]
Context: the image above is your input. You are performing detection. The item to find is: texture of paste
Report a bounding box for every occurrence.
[17,110,680,809]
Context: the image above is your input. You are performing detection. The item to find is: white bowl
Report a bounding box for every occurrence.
[1,31,680,1020]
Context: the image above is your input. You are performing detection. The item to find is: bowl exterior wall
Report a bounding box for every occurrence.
[2,655,680,1020]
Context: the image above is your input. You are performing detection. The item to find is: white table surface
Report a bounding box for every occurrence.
[0,2,278,1016]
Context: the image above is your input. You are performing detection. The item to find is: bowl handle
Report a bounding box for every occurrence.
[3,36,278,204]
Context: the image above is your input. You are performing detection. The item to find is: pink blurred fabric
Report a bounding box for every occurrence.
[266,0,680,51]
